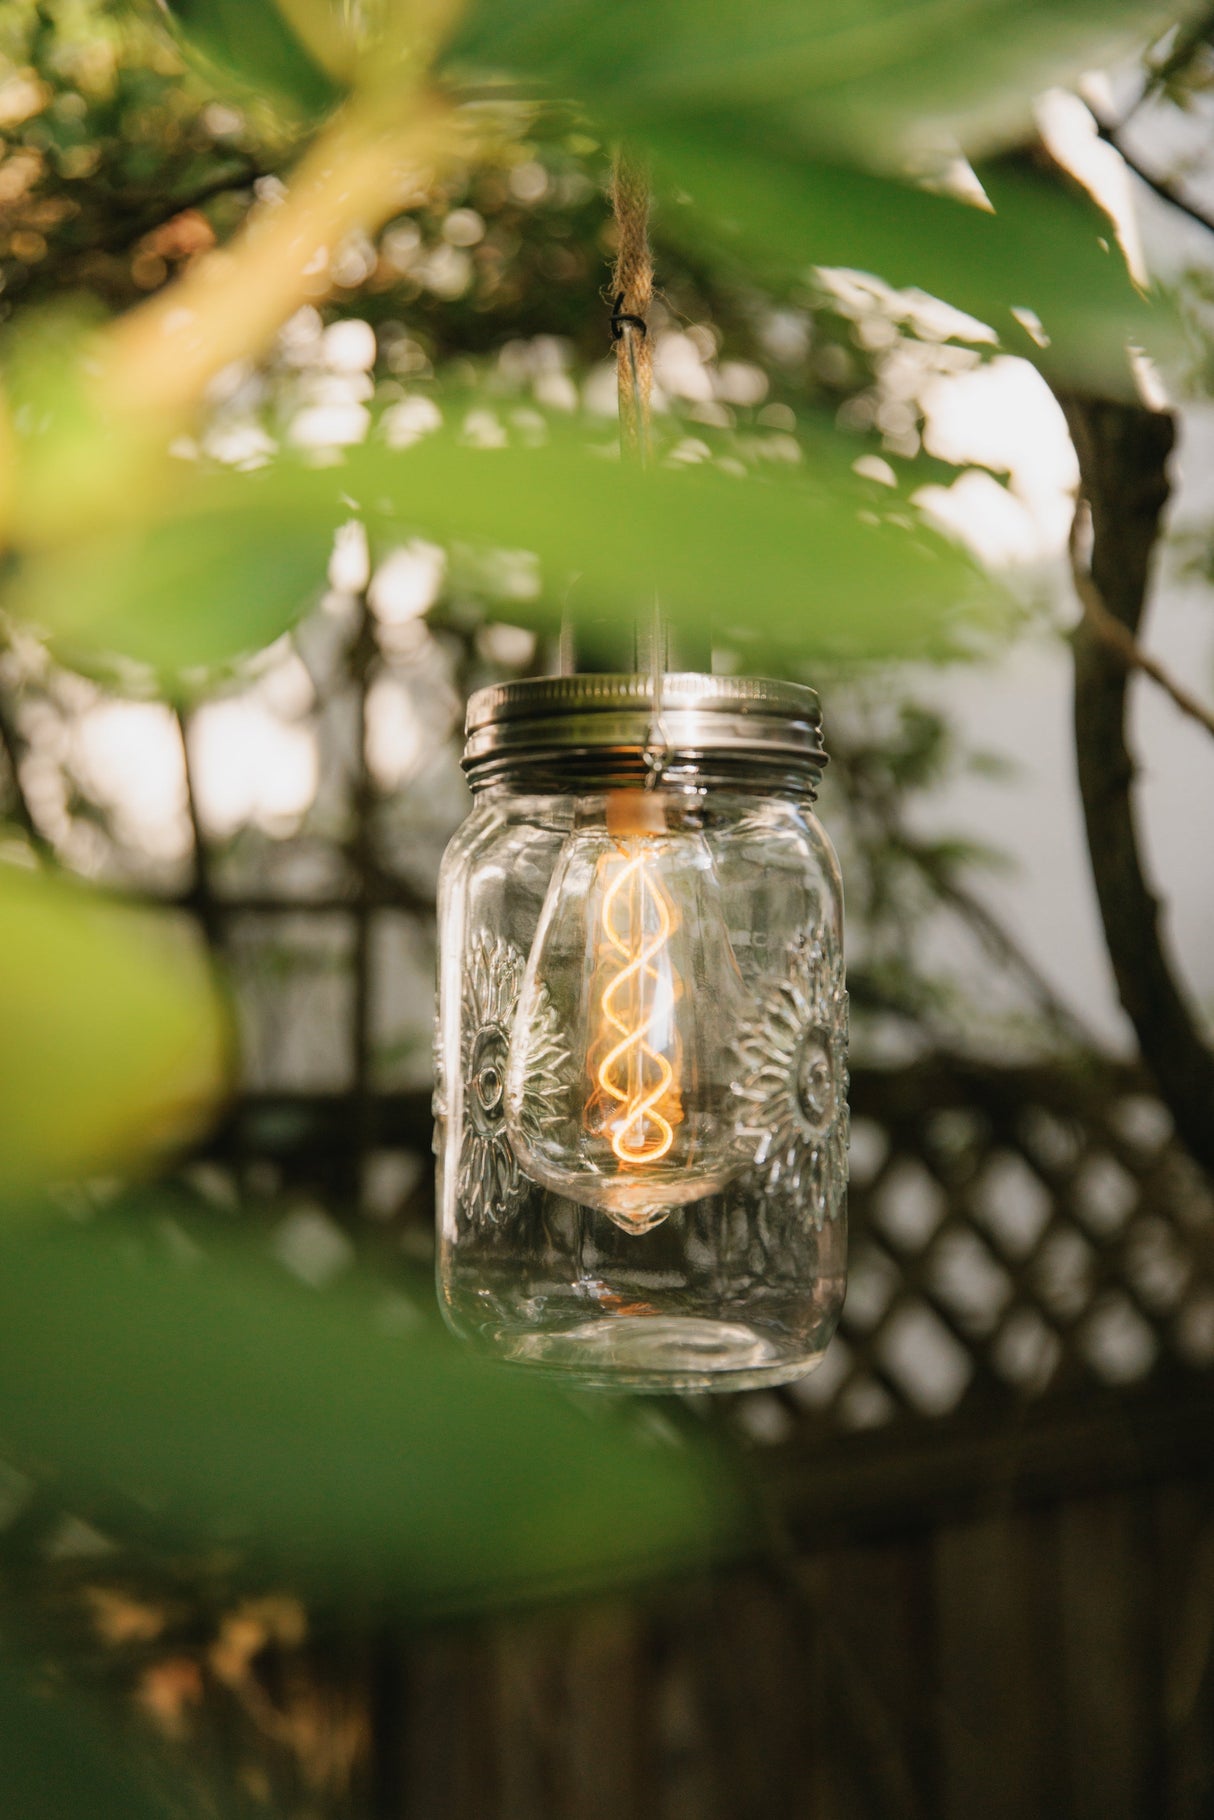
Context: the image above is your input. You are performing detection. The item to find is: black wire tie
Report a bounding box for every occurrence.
[610,292,648,341]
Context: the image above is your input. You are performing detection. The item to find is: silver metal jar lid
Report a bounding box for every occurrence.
[462,673,827,781]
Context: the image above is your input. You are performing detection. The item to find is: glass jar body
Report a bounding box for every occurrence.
[434,783,848,1392]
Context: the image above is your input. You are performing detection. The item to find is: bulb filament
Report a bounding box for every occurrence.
[591,843,680,1167]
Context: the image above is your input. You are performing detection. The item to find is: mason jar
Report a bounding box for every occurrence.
[434,674,848,1392]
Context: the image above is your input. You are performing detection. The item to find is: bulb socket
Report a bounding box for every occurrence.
[605,790,667,835]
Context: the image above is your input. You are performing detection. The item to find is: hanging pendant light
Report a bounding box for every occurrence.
[434,673,849,1391]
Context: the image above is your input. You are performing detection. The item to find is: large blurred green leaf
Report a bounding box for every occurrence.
[447,0,1188,395]
[0,1223,741,1612]
[449,0,1191,167]
[14,492,339,673]
[8,414,996,673]
[0,868,228,1194]
[345,418,996,662]
[644,130,1169,396]
[0,1662,174,1820]
[160,0,344,118]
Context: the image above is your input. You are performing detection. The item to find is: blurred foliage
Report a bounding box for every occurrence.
[10,406,997,673]
[0,1658,179,1820]
[0,1214,741,1612]
[164,0,342,118]
[0,0,1211,1811]
[639,135,1174,395]
[0,863,227,1193]
[0,0,1190,688]
[446,0,1191,167]
[0,1,287,311]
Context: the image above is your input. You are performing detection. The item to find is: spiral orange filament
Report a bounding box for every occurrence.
[585,843,682,1167]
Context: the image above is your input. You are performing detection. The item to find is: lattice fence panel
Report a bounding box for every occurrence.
[731,1060,1214,1444]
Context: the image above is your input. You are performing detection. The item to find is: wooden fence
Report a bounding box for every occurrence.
[11,1058,1214,1820]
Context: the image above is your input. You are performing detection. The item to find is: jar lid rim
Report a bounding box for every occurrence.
[463,673,827,777]
[466,671,821,733]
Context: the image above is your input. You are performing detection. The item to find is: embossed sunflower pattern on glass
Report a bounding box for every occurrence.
[731,927,849,1229]
[457,934,568,1223]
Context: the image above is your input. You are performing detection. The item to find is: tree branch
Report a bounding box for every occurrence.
[896,831,1103,1051]
[1059,394,1214,1178]
[1069,518,1214,739]
[97,159,267,257]
[174,706,222,953]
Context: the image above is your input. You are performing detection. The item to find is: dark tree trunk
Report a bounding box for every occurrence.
[1061,394,1214,1178]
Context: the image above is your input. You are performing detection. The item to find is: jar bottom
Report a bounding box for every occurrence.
[441,1301,835,1392]
[504,1315,827,1392]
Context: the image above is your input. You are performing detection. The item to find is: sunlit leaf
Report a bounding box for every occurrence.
[11,494,338,673]
[7,415,997,673]
[449,0,1195,166]
[0,1223,743,1612]
[352,421,998,660]
[0,868,228,1194]
[160,0,343,118]
[786,0,1195,166]
[447,0,1186,394]
[643,128,1170,397]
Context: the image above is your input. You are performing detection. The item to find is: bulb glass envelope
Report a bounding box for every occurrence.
[506,801,747,1230]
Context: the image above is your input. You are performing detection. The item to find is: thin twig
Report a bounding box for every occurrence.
[175,705,223,952]
[832,724,1103,1050]
[99,92,465,420]
[98,160,267,256]
[1140,7,1214,107]
[1069,514,1214,740]
[899,834,1104,1050]
[1092,112,1214,238]
[0,682,51,859]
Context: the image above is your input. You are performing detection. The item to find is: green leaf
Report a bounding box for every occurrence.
[161,0,344,119]
[643,129,1169,397]
[0,867,228,1194]
[446,0,1188,393]
[11,489,340,674]
[0,1224,742,1612]
[785,0,1194,167]
[449,0,1194,166]
[353,420,997,660]
[0,1661,174,1820]
[8,415,997,673]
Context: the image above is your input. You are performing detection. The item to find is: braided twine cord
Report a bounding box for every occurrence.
[611,151,654,464]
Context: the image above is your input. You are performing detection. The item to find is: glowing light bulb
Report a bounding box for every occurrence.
[504,794,745,1233]
[587,840,680,1168]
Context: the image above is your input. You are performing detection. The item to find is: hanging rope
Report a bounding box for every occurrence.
[610,151,653,465]
[559,151,654,676]
[609,149,670,759]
